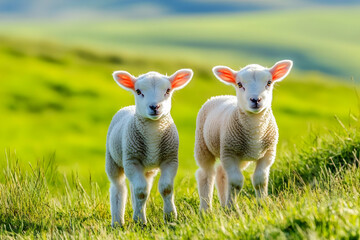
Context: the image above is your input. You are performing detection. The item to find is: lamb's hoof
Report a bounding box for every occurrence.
[133,220,147,229]
[199,201,212,213]
[198,207,212,221]
[199,206,211,213]
[256,196,268,207]
[224,199,239,212]
[111,221,124,228]
[133,215,147,227]
[164,211,177,223]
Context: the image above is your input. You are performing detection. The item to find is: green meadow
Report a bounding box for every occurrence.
[0,36,357,184]
[1,6,360,239]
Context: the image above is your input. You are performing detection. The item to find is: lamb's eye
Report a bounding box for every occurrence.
[267,80,272,86]
[166,88,171,94]
[237,82,243,88]
[136,89,142,95]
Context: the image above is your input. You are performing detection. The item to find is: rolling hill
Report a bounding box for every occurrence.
[0,7,359,80]
[0,36,358,187]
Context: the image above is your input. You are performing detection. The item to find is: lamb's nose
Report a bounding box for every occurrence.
[250,98,262,103]
[149,105,160,110]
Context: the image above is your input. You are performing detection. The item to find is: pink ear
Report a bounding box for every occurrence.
[169,69,193,90]
[113,71,136,90]
[269,60,293,82]
[213,66,236,85]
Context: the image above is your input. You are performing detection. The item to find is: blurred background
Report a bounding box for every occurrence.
[0,0,359,188]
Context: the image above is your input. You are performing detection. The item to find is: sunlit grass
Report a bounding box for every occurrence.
[1,123,359,239]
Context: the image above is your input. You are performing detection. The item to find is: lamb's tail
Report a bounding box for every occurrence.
[215,164,227,207]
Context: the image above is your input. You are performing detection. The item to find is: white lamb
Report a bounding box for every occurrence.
[106,69,193,226]
[195,60,293,210]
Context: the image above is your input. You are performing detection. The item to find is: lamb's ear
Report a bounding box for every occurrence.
[169,69,193,90]
[112,71,137,91]
[269,60,293,82]
[212,66,237,85]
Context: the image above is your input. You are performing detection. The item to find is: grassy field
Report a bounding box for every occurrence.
[0,36,357,186]
[1,6,360,238]
[1,121,360,239]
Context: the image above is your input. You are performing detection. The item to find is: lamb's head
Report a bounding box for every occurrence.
[113,69,193,120]
[213,60,292,114]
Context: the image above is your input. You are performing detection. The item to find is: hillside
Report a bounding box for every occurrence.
[0,37,357,187]
[1,7,360,79]
[1,120,359,238]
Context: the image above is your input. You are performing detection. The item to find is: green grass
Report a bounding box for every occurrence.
[0,36,358,187]
[1,122,359,239]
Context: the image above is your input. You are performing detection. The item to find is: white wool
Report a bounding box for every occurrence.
[195,60,292,210]
[106,69,193,226]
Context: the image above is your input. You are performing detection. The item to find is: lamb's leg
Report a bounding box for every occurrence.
[129,170,156,224]
[130,183,135,209]
[143,170,157,215]
[124,161,149,224]
[145,170,157,197]
[215,164,227,207]
[194,108,218,211]
[216,162,250,207]
[195,137,216,211]
[196,166,216,211]
[106,153,127,227]
[222,157,244,207]
[252,150,276,199]
[158,160,178,222]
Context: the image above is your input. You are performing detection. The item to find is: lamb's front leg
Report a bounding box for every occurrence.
[159,160,178,222]
[252,149,276,199]
[124,161,149,224]
[222,157,244,207]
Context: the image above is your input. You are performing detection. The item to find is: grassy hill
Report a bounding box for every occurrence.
[1,7,360,79]
[1,119,359,238]
[0,36,358,188]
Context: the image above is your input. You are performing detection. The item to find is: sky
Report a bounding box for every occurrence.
[1,0,359,19]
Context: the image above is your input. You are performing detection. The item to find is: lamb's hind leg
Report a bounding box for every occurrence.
[215,164,227,207]
[195,136,216,211]
[106,152,127,227]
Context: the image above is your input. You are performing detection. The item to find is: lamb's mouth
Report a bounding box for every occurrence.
[149,111,160,116]
[148,112,162,119]
[250,101,263,109]
[249,105,263,113]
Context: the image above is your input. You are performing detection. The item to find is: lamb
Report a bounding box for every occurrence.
[106,69,193,226]
[194,60,293,210]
